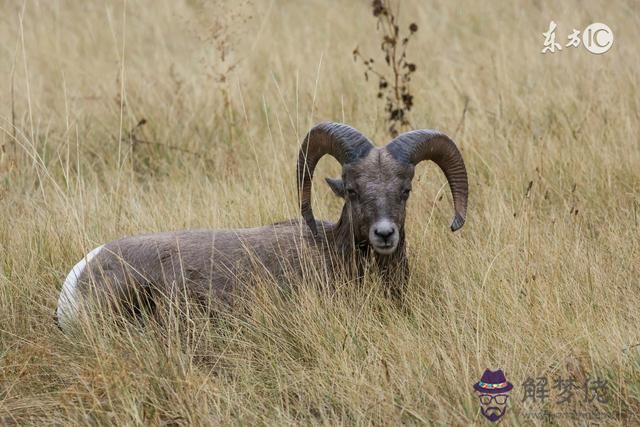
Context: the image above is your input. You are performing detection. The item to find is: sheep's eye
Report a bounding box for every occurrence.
[402,188,412,198]
[347,189,358,199]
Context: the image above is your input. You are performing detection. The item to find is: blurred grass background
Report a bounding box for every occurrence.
[0,0,639,424]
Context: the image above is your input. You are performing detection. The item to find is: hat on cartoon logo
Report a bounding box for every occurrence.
[473,369,513,422]
[474,369,513,394]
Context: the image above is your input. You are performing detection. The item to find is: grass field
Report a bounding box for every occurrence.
[1,0,639,424]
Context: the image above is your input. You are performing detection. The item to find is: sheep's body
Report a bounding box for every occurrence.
[55,217,380,330]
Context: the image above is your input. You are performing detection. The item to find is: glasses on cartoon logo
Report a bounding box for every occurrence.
[478,394,509,405]
[473,369,513,423]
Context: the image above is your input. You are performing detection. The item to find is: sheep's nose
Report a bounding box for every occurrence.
[374,224,396,239]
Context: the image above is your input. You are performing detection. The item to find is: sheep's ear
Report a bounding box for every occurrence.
[325,177,345,198]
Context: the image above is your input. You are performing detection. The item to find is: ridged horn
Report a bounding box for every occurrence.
[297,122,374,235]
[385,130,469,231]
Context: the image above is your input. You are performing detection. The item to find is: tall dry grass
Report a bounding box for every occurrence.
[1,0,639,424]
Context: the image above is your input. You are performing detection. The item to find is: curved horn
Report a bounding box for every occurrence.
[385,130,469,231]
[297,122,374,235]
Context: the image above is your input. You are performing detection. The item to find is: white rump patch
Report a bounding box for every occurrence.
[56,245,103,330]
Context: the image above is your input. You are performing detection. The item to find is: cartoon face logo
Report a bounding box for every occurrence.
[473,369,513,422]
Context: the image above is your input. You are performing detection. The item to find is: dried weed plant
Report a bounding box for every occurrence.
[353,0,419,137]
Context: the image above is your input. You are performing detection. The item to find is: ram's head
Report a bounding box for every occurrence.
[297,122,468,255]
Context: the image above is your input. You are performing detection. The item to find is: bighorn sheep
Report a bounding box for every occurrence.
[56,122,468,330]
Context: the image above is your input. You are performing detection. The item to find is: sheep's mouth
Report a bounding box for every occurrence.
[371,242,398,255]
